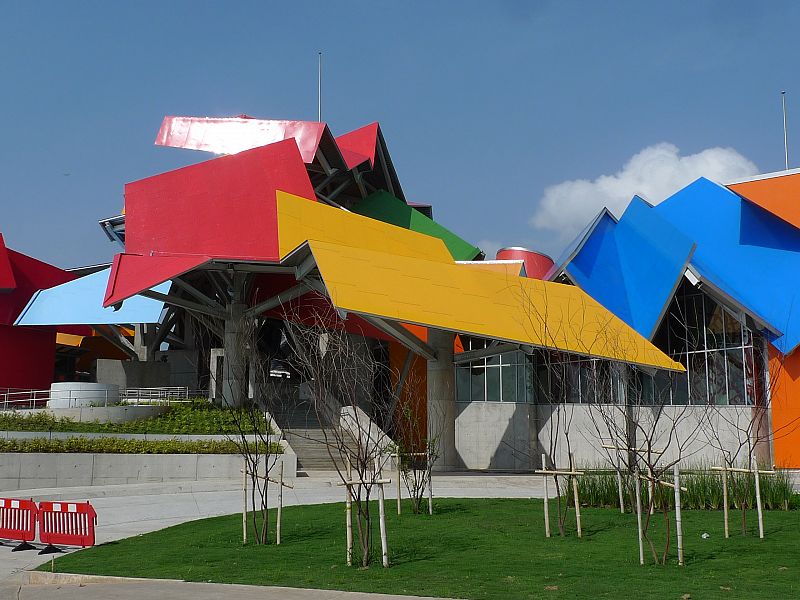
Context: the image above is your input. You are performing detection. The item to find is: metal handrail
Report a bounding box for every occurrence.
[1,386,198,410]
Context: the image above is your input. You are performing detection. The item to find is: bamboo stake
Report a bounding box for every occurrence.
[634,468,644,565]
[647,465,654,515]
[542,453,551,538]
[753,460,764,539]
[616,456,625,514]
[242,459,247,545]
[277,462,284,545]
[722,467,729,539]
[375,458,390,568]
[345,455,353,566]
[570,453,582,538]
[396,453,402,515]
[427,463,433,516]
[673,465,684,566]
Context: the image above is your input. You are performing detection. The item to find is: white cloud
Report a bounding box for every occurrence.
[529,143,759,246]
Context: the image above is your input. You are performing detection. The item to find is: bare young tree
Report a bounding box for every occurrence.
[392,369,442,515]
[223,314,283,545]
[278,302,405,568]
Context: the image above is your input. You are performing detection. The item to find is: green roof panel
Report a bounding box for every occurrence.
[352,191,482,261]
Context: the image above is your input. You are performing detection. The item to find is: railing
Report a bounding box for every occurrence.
[0,389,51,411]
[1,386,198,411]
[121,387,191,404]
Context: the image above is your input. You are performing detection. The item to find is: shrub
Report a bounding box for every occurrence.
[0,437,282,455]
[0,400,272,435]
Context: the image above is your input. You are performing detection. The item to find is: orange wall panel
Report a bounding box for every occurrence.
[389,341,428,452]
[769,345,800,468]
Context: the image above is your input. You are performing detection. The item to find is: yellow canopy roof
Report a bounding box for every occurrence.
[275,191,682,371]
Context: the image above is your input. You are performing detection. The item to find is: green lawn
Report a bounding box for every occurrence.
[45,498,799,599]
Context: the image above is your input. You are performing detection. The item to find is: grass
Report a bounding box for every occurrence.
[45,498,800,599]
[577,469,796,511]
[0,437,281,454]
[0,401,271,435]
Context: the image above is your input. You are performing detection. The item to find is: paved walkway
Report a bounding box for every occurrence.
[2,576,454,600]
[0,472,545,597]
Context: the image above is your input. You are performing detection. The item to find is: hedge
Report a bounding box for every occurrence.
[0,401,274,435]
[0,437,282,455]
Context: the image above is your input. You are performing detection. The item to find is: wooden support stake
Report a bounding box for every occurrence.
[647,465,654,515]
[753,460,764,539]
[634,468,644,565]
[722,467,729,539]
[277,462,284,545]
[673,464,684,566]
[542,453,551,538]
[345,455,353,566]
[375,458,390,568]
[396,453,402,515]
[570,453,582,538]
[616,456,625,514]
[427,461,433,516]
[242,459,247,545]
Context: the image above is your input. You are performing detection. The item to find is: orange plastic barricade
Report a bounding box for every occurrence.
[0,497,38,552]
[37,501,97,555]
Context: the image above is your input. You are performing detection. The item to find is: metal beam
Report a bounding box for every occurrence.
[313,169,340,192]
[360,315,437,361]
[151,308,179,350]
[93,325,138,360]
[171,278,225,313]
[140,290,225,320]
[294,253,318,280]
[317,149,334,175]
[186,311,224,340]
[375,137,395,197]
[244,282,310,317]
[352,167,368,198]
[453,343,520,364]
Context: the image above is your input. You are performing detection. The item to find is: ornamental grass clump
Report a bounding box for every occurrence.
[574,465,794,512]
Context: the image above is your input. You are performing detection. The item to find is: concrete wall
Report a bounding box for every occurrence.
[155,349,199,389]
[455,402,765,471]
[455,402,536,470]
[0,447,296,492]
[96,359,171,389]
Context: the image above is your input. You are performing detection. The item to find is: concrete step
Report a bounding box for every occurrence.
[284,427,359,472]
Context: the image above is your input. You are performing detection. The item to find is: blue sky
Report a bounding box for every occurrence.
[1,1,798,268]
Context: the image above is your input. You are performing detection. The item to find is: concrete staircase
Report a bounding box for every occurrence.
[284,428,349,473]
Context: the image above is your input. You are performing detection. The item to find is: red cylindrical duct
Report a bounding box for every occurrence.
[496,247,555,280]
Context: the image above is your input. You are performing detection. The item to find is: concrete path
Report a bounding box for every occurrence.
[1,575,454,600]
[0,472,546,591]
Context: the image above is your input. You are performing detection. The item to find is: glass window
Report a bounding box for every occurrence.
[726,348,746,405]
[707,351,728,405]
[456,367,471,402]
[470,365,485,402]
[486,367,500,402]
[671,370,689,405]
[724,311,744,348]
[502,365,517,403]
[565,362,580,403]
[688,352,708,404]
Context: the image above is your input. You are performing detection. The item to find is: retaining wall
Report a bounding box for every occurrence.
[0,445,296,492]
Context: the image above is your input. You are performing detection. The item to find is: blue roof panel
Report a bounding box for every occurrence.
[655,177,800,354]
[14,267,167,326]
[564,198,694,339]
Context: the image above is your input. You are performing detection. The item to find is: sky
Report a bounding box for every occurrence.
[1,1,799,268]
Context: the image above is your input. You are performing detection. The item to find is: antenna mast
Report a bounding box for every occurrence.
[318,52,323,122]
[782,90,789,170]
